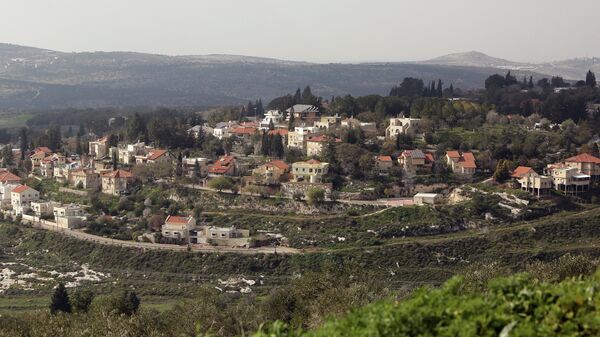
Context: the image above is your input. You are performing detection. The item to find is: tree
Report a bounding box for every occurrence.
[193,159,201,178]
[50,283,72,314]
[306,187,325,206]
[113,290,140,316]
[208,177,233,192]
[389,77,425,97]
[18,127,27,160]
[111,151,118,170]
[591,143,600,157]
[1,145,14,167]
[75,134,83,155]
[126,112,147,142]
[70,289,94,313]
[493,160,511,183]
[288,110,295,131]
[586,70,596,87]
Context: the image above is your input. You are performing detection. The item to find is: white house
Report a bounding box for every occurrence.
[54,204,86,229]
[11,185,40,215]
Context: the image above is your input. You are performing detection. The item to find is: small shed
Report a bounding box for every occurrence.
[413,193,441,206]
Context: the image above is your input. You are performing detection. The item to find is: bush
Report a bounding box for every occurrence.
[306,188,325,206]
[208,177,234,192]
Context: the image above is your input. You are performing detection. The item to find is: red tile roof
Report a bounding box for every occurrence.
[265,160,290,171]
[460,152,477,169]
[12,184,33,193]
[377,155,393,162]
[511,166,536,178]
[268,129,289,136]
[0,171,21,183]
[209,155,236,175]
[33,147,52,154]
[307,135,341,143]
[230,127,257,135]
[425,153,434,163]
[565,153,600,164]
[305,159,322,164]
[446,151,460,158]
[147,149,168,161]
[165,215,191,224]
[102,169,133,178]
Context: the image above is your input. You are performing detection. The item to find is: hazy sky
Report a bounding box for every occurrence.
[1,0,599,63]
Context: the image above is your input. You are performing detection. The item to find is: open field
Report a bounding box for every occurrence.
[0,112,33,129]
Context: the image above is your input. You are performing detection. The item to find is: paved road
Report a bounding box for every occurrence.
[27,220,300,255]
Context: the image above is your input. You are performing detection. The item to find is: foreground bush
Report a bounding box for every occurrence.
[256,271,600,337]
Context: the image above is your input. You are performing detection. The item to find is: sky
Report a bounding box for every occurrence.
[1,0,599,63]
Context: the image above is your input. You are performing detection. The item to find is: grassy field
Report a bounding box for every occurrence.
[0,112,33,129]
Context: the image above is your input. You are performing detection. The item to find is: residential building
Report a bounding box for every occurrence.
[287,126,319,150]
[229,127,257,143]
[135,149,175,164]
[31,201,61,217]
[291,159,329,183]
[314,114,341,130]
[375,155,394,175]
[162,215,196,242]
[54,204,86,229]
[546,164,591,194]
[413,193,441,205]
[286,104,319,120]
[399,150,434,175]
[252,160,290,185]
[208,155,237,176]
[30,149,50,168]
[70,168,101,190]
[341,117,378,135]
[386,116,422,139]
[101,169,134,195]
[445,151,477,175]
[11,185,40,215]
[183,157,209,178]
[188,125,213,139]
[260,110,284,129]
[563,153,600,182]
[212,121,236,139]
[199,226,250,246]
[88,137,109,159]
[117,142,152,165]
[0,170,22,208]
[306,135,341,157]
[511,166,553,197]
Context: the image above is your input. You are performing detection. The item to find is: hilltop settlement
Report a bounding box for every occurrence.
[0,73,599,250]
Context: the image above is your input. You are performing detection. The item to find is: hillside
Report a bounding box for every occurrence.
[420,51,600,80]
[0,44,543,109]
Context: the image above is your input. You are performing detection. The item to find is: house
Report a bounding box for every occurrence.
[54,204,86,229]
[31,201,61,217]
[30,150,50,168]
[445,151,477,175]
[212,121,236,140]
[386,116,422,139]
[11,185,40,215]
[413,193,441,206]
[135,149,175,164]
[101,169,134,196]
[260,110,284,129]
[375,155,394,175]
[0,170,22,208]
[399,150,434,175]
[88,137,109,159]
[341,117,377,135]
[39,153,67,178]
[162,215,196,242]
[252,160,290,185]
[546,164,591,194]
[287,126,319,150]
[286,104,320,120]
[314,114,342,130]
[511,166,553,196]
[229,127,258,143]
[291,159,329,183]
[188,125,213,139]
[306,135,341,157]
[563,153,600,182]
[208,155,237,176]
[182,157,209,178]
[70,168,100,190]
[199,226,250,246]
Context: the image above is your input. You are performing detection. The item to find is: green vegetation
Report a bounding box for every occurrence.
[0,112,33,129]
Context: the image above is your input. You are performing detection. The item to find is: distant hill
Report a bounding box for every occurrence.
[0,43,549,109]
[419,51,600,80]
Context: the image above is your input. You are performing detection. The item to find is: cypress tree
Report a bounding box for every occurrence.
[528,76,534,88]
[586,70,597,87]
[288,110,295,131]
[50,283,72,314]
[436,79,443,97]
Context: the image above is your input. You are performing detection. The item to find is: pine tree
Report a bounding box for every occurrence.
[256,99,264,116]
[75,134,83,155]
[436,79,443,97]
[77,124,85,137]
[50,283,72,314]
[19,128,27,160]
[1,145,14,167]
[528,76,534,88]
[288,110,295,131]
[111,151,118,170]
[493,160,511,183]
[586,70,597,87]
[260,131,270,156]
[294,88,302,103]
[246,101,255,116]
[302,86,313,104]
[115,290,140,316]
[449,84,454,96]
